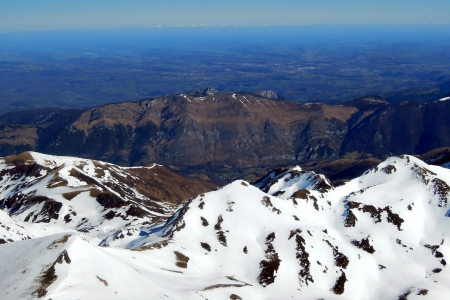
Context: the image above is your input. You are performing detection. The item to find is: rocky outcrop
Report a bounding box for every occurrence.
[255,90,279,99]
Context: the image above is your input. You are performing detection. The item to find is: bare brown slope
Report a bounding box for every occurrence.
[2,152,216,206]
[301,158,382,186]
[418,147,450,166]
[0,92,384,176]
[53,93,361,166]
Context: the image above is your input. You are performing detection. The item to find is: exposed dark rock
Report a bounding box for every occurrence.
[291,189,310,200]
[2,194,62,223]
[331,271,347,295]
[325,240,349,269]
[431,178,449,207]
[261,196,273,208]
[200,217,209,226]
[214,215,223,231]
[32,249,71,298]
[361,205,382,223]
[384,206,404,231]
[424,244,445,259]
[257,232,281,287]
[417,289,428,296]
[344,209,358,227]
[295,234,314,286]
[200,242,211,252]
[381,165,397,174]
[96,193,127,209]
[63,214,72,223]
[398,289,411,300]
[174,251,189,268]
[198,202,205,210]
[288,229,302,240]
[351,237,376,254]
[126,205,149,218]
[216,231,227,247]
[344,201,404,230]
[432,268,442,273]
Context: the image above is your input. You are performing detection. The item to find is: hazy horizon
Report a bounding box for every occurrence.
[2,1,450,32]
[2,24,450,47]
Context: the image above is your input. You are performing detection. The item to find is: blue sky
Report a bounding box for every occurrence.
[1,0,449,31]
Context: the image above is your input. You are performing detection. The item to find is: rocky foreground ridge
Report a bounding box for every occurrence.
[0,151,449,299]
[0,151,215,246]
[2,90,450,182]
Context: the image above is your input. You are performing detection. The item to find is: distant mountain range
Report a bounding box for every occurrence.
[1,89,450,184]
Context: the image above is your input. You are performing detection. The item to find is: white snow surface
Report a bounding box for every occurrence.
[0,152,177,247]
[1,153,450,299]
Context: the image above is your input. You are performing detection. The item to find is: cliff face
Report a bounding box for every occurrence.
[0,92,371,169]
[2,91,450,174]
[340,99,450,158]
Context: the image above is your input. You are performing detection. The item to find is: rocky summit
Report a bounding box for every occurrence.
[0,152,449,299]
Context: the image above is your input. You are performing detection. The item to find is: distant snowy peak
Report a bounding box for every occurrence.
[254,166,334,198]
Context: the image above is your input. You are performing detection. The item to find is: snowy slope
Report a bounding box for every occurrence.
[0,151,213,247]
[0,233,180,300]
[0,154,449,299]
[253,165,334,210]
[135,155,450,299]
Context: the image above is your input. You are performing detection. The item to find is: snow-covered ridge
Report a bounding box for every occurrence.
[127,155,450,299]
[0,151,211,247]
[1,154,450,299]
[254,165,334,198]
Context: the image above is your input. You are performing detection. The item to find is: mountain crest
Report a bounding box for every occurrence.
[1,152,450,299]
[0,151,214,246]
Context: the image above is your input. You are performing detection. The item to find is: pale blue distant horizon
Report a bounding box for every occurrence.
[1,0,450,32]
